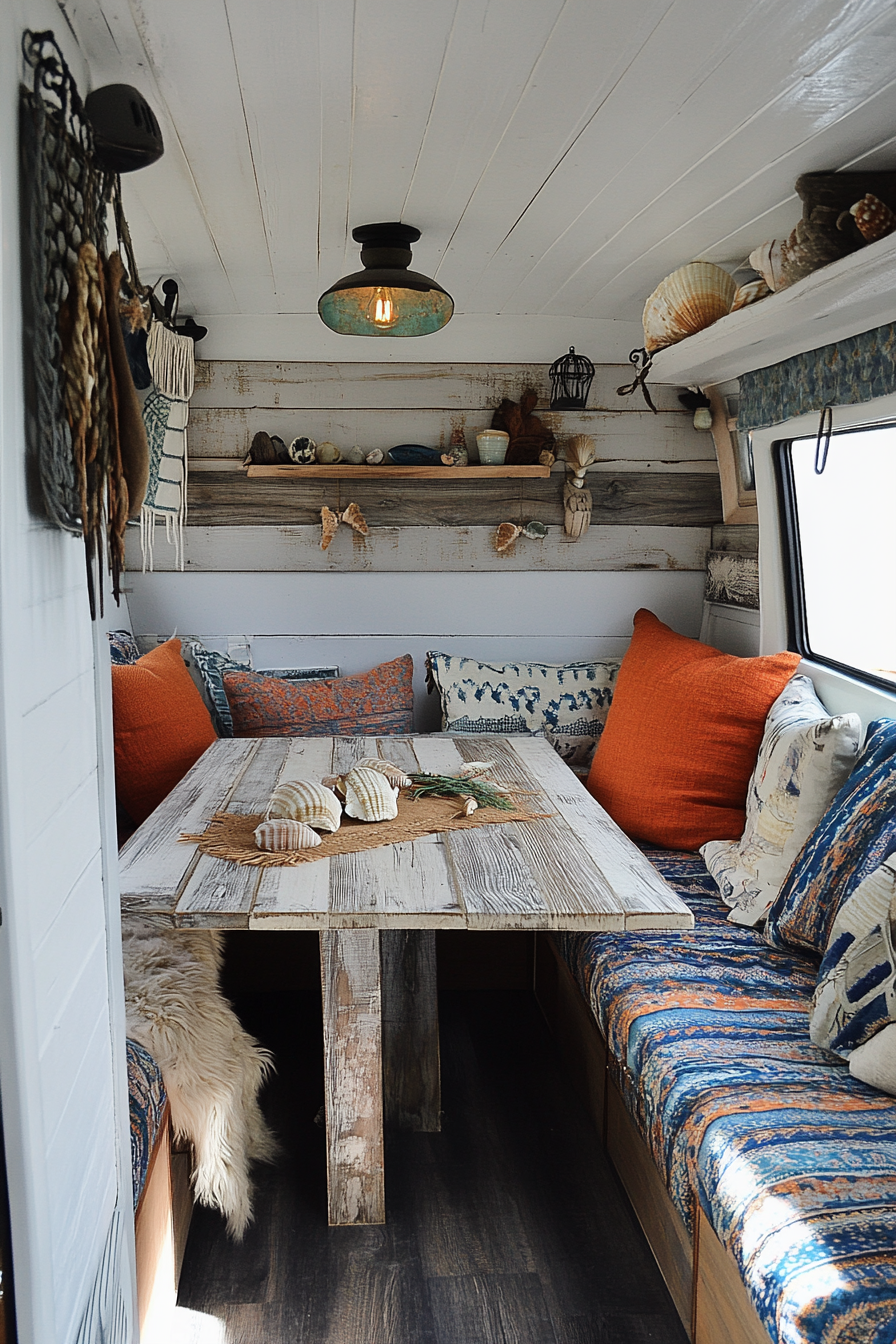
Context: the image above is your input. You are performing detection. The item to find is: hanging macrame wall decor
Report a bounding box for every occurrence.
[19,30,153,616]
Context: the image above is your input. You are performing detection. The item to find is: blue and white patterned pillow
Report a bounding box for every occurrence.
[108,629,141,665]
[426,651,619,770]
[811,857,896,1057]
[188,642,249,738]
[701,675,861,928]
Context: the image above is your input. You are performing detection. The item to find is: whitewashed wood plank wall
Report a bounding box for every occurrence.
[1,6,136,1342]
[124,360,725,727]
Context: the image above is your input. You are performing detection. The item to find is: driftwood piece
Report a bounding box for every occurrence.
[564,479,593,539]
[491,389,556,465]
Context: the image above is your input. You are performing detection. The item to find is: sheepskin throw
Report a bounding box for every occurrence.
[121,918,277,1237]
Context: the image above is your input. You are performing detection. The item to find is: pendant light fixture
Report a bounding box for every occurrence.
[318,223,454,337]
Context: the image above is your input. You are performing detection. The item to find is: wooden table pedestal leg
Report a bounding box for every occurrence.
[319,928,385,1226]
[381,930,441,1132]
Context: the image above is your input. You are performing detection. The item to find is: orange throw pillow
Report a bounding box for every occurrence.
[112,639,217,826]
[586,610,800,851]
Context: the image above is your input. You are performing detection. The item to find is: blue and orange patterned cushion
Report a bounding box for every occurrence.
[765,718,896,958]
[127,1038,167,1209]
[223,654,415,737]
[558,847,896,1344]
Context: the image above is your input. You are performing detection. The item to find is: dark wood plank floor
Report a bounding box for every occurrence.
[177,989,688,1344]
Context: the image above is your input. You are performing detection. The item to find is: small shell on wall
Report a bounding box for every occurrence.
[266,780,343,832]
[493,522,521,553]
[341,502,369,535]
[320,506,339,551]
[642,262,736,353]
[343,767,399,822]
[254,818,322,852]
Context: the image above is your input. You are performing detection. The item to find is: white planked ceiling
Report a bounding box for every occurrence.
[63,0,896,361]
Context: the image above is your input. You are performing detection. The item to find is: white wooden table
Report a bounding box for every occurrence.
[119,734,692,1226]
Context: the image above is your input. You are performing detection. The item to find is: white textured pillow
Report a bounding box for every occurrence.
[701,675,861,927]
[849,1022,896,1095]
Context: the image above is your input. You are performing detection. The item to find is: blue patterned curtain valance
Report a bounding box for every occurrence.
[738,321,896,431]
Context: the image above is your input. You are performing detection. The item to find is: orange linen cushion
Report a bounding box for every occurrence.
[112,638,217,825]
[586,610,800,851]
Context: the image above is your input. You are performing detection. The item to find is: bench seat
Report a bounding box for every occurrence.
[556,848,896,1344]
[127,1039,167,1210]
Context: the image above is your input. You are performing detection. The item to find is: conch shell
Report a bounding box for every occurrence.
[850,193,896,243]
[642,262,736,353]
[266,780,342,832]
[357,758,412,788]
[254,818,322,852]
[343,766,399,822]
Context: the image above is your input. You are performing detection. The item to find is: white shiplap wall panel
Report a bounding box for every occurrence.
[0,6,136,1342]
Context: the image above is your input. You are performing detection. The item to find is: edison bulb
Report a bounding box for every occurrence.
[366,287,399,329]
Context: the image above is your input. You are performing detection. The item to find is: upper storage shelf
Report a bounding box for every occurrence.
[647,231,896,388]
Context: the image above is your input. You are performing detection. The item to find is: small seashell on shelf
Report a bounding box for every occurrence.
[642,262,736,353]
[731,278,771,311]
[254,818,322,852]
[343,766,399,822]
[850,193,896,243]
[748,240,787,293]
[357,758,413,788]
[266,780,342,832]
[365,448,385,465]
[344,444,365,464]
[316,441,342,464]
[288,436,316,464]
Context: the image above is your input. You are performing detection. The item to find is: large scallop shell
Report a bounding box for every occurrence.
[266,780,342,832]
[357,758,412,788]
[254,819,322,852]
[343,767,399,822]
[642,262,736,353]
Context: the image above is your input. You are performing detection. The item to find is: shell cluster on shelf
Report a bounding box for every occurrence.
[266,779,343,833]
[642,261,737,354]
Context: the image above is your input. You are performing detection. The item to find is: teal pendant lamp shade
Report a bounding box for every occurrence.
[318,223,454,337]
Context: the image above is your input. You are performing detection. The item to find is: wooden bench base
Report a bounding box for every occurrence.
[534,932,770,1344]
[135,1108,193,1341]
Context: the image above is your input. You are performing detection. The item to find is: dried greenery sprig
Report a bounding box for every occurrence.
[407,773,515,811]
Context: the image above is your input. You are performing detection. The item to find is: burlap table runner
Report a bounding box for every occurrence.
[181,790,549,868]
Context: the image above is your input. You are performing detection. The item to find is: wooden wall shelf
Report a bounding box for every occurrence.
[246,464,552,480]
[647,230,896,388]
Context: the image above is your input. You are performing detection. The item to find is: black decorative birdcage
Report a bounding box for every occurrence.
[549,346,595,410]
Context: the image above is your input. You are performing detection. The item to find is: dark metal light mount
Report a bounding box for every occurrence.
[318,222,454,337]
[85,83,163,173]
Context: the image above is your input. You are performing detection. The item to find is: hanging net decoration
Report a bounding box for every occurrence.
[549,346,595,411]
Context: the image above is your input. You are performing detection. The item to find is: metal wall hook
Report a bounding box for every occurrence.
[815,403,833,474]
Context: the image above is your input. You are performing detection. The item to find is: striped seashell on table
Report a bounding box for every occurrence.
[357,758,413,788]
[642,261,736,353]
[343,766,400,822]
[254,818,322,852]
[266,780,342,832]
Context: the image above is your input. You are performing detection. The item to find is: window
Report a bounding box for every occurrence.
[779,421,896,688]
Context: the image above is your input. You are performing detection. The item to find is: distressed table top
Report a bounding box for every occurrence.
[119,735,693,933]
